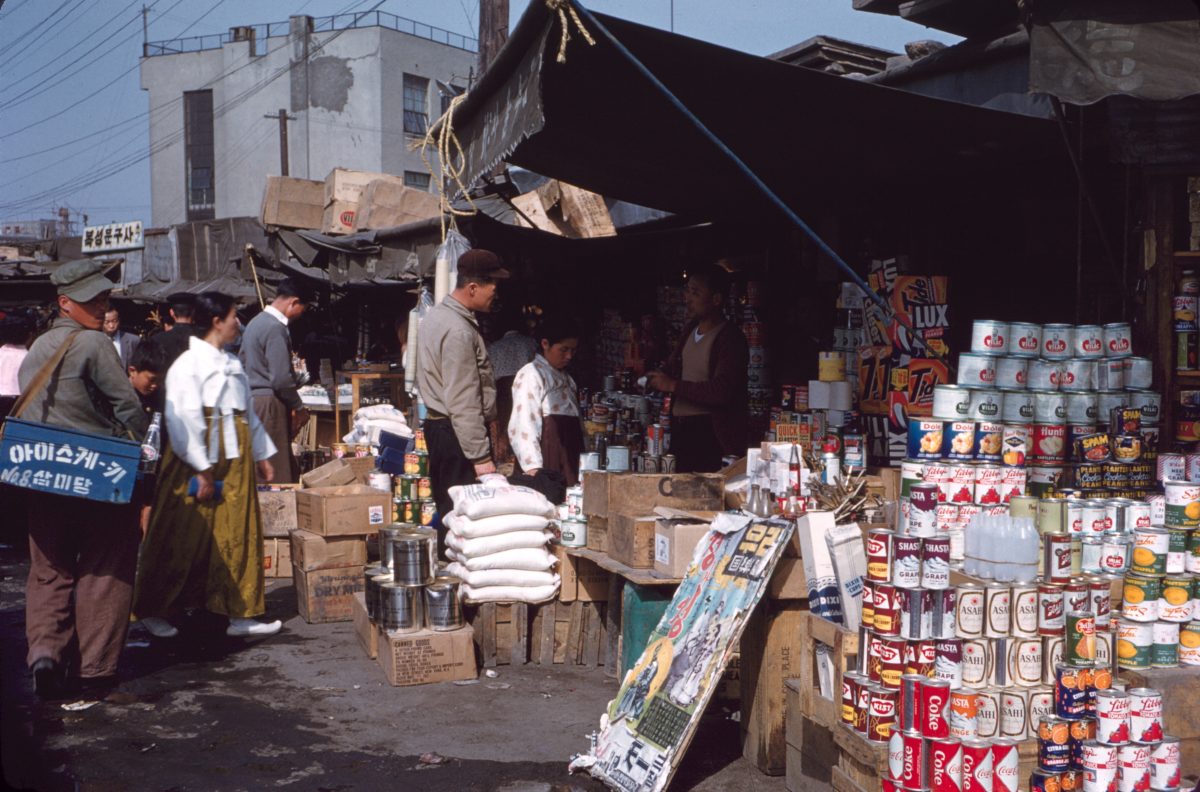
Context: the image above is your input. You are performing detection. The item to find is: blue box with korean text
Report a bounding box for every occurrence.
[0,418,142,503]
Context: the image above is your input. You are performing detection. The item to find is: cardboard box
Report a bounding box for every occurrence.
[262,538,293,578]
[767,557,808,600]
[582,472,724,519]
[295,485,391,536]
[355,178,439,230]
[321,200,358,235]
[258,486,299,538]
[608,512,658,569]
[324,168,406,206]
[376,623,477,686]
[261,176,325,229]
[351,591,378,659]
[300,456,378,489]
[293,563,365,623]
[653,513,714,578]
[554,543,611,603]
[289,529,368,571]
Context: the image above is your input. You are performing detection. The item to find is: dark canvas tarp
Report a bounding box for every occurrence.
[121,217,266,302]
[443,2,1060,222]
[1030,0,1200,105]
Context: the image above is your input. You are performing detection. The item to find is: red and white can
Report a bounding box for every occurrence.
[937,502,961,532]
[999,467,1027,503]
[1094,688,1131,745]
[1128,687,1163,743]
[869,685,899,742]
[974,465,1003,505]
[1080,740,1119,792]
[1117,742,1151,792]
[874,583,900,636]
[1159,453,1187,483]
[842,671,862,727]
[949,689,978,739]
[921,677,952,739]
[928,737,963,792]
[895,728,927,787]
[877,636,907,690]
[899,673,924,732]
[947,464,976,504]
[906,639,938,677]
[925,462,951,502]
[960,738,994,792]
[867,527,894,583]
[1151,737,1181,791]
[855,678,871,734]
[1032,423,1068,462]
[991,738,1020,792]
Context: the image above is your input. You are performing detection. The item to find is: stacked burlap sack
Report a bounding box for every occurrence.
[444,483,560,603]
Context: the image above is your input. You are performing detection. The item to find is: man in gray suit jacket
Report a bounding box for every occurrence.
[103,307,140,369]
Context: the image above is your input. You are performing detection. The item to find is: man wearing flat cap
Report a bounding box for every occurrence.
[17,260,148,699]
[416,250,509,540]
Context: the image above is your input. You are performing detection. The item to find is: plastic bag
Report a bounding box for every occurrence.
[434,230,470,305]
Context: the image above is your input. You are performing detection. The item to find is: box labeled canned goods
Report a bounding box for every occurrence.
[909,483,940,537]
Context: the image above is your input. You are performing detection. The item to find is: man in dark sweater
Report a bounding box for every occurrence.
[647,264,748,472]
[239,279,312,483]
[155,292,203,369]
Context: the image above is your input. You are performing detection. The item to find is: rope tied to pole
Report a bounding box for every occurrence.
[414,91,478,241]
[544,0,595,63]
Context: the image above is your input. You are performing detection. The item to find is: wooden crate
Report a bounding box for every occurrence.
[785,679,837,792]
[528,600,609,666]
[469,602,529,667]
[741,600,808,775]
[798,611,860,729]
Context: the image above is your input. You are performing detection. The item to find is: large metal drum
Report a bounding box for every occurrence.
[363,565,391,621]
[378,525,410,569]
[380,582,424,633]
[391,530,435,585]
[425,575,464,631]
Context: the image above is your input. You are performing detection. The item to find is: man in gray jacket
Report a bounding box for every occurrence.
[416,250,509,528]
[17,260,148,698]
[240,279,312,483]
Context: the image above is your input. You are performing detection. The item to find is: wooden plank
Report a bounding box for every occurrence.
[596,601,608,666]
[495,603,513,665]
[831,763,870,792]
[740,600,807,775]
[582,601,601,667]
[603,574,623,676]
[564,546,681,586]
[539,601,557,666]
[553,608,570,664]
[566,601,584,664]
[480,602,497,668]
[510,602,528,666]
[530,605,544,663]
[799,612,860,730]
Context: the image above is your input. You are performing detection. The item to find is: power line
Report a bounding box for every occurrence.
[0,0,76,54]
[0,0,91,74]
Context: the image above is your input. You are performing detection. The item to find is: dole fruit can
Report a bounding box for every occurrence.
[908,418,946,461]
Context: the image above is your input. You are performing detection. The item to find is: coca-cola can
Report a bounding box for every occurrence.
[928,737,963,792]
[920,677,952,739]
[985,585,1011,638]
[1118,742,1151,792]
[1039,583,1067,635]
[894,728,927,786]
[962,638,993,689]
[960,738,994,792]
[1000,688,1029,740]
[949,689,978,739]
[934,638,964,689]
[1128,687,1163,744]
[1151,736,1182,791]
[1011,584,1039,638]
[869,685,898,742]
[899,673,924,732]
[975,687,1000,739]
[991,738,1021,792]
[867,527,893,583]
[1094,688,1130,746]
[956,583,985,638]
[1081,740,1119,792]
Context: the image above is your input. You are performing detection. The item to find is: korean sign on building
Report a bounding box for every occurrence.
[81,221,143,254]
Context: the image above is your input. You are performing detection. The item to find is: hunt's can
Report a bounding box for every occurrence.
[867,528,893,582]
[1160,575,1193,623]
[1066,611,1096,664]
[1039,583,1066,635]
[1152,620,1179,667]
[1032,423,1068,462]
[960,738,994,792]
[1116,618,1153,669]
[957,353,998,388]
[1073,325,1105,358]
[1128,687,1163,744]
[1131,526,1169,576]
[1123,574,1161,623]
[1151,737,1182,791]
[991,738,1020,792]
[995,356,1028,390]
[1082,741,1120,792]
[1039,715,1073,771]
[1118,742,1151,792]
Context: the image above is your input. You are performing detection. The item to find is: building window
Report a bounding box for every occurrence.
[439,83,465,117]
[404,171,431,191]
[183,90,215,221]
[403,74,429,135]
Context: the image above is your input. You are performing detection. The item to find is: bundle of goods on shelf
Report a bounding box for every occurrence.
[378,431,435,527]
[579,372,678,474]
[768,363,866,472]
[363,524,464,634]
[442,482,560,604]
[340,404,413,448]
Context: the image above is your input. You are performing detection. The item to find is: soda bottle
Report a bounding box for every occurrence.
[140,412,163,475]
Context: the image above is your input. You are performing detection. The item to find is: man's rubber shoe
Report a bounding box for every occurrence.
[226,618,282,637]
[31,658,62,699]
[140,617,179,638]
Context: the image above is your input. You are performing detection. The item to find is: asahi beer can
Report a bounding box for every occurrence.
[1039,716,1073,771]
[1095,688,1131,745]
[986,586,1011,638]
[1116,619,1152,669]
[957,353,998,388]
[1028,359,1063,391]
[1011,585,1038,638]
[1152,620,1180,666]
[933,384,974,421]
[1034,390,1069,423]
[971,319,1009,356]
[1008,637,1042,688]
[962,639,992,689]
[999,688,1028,740]
[1126,356,1154,390]
[995,357,1028,390]
[991,738,1020,792]
[960,738,994,792]
[956,583,985,638]
[1128,688,1164,744]
[1082,740,1120,792]
[1061,359,1097,392]
[975,687,1000,739]
[1151,737,1182,791]
[1118,742,1151,792]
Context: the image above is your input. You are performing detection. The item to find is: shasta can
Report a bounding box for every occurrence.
[995,357,1028,390]
[1081,741,1120,792]
[922,536,951,590]
[992,738,1020,792]
[894,535,923,588]
[960,738,994,792]
[899,673,924,732]
[1151,737,1182,791]
[957,353,997,387]
[1116,618,1153,669]
[909,483,940,537]
[950,689,979,738]
[935,638,964,689]
[1128,687,1163,744]
[971,319,1009,355]
[898,586,931,641]
[1118,742,1151,792]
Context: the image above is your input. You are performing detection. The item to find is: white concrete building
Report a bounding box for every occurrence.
[140,13,476,227]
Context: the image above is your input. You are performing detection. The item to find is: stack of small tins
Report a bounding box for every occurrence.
[1033,686,1179,792]
[393,431,435,526]
[1117,488,1200,670]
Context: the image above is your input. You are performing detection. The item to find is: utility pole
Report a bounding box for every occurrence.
[477,0,509,75]
[265,109,295,176]
[142,5,148,57]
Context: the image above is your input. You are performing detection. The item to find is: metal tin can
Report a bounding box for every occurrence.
[1011,584,1039,638]
[1126,356,1153,389]
[1116,618,1153,669]
[1095,689,1131,745]
[975,422,1004,463]
[1002,390,1036,423]
[999,467,1026,503]
[1152,620,1179,667]
[922,536,951,590]
[991,738,1020,792]
[1128,687,1164,744]
[1090,576,1114,630]
[1065,392,1099,423]
[862,579,875,630]
[1066,611,1096,664]
[1039,583,1066,635]
[969,390,1003,423]
[985,585,1011,638]
[1009,322,1042,358]
[945,464,975,504]
[1100,532,1131,574]
[1079,500,1108,534]
[560,517,587,548]
[995,357,1028,390]
[1102,462,1130,490]
[971,319,1010,356]
[898,673,924,732]
[1031,768,1064,792]
[975,687,1000,739]
[1151,737,1182,791]
[1167,528,1189,575]
[1096,357,1126,390]
[1043,324,1074,360]
[1029,465,1066,497]
[1073,325,1105,359]
[1131,526,1169,576]
[933,588,956,639]
[936,502,960,534]
[935,638,963,689]
[1008,637,1042,688]
[842,670,863,726]
[1076,432,1111,465]
[874,582,899,636]
[1179,620,1200,665]
[1124,574,1162,622]
[909,483,940,537]
[1191,530,1200,574]
[1034,390,1069,424]
[868,685,898,742]
[1129,390,1162,426]
[943,421,977,462]
[1032,423,1068,461]
[999,688,1028,740]
[1028,359,1063,391]
[960,738,994,792]
[1160,575,1193,623]
[879,637,907,690]
[1099,391,1130,424]
[928,736,962,792]
[973,464,1003,506]
[1117,743,1151,792]
[565,484,584,518]
[933,384,974,421]
[855,673,871,732]
[1055,663,1090,720]
[894,535,922,588]
[1039,715,1073,771]
[898,586,932,641]
[1044,533,1074,583]
[893,728,926,785]
[867,527,894,583]
[956,583,985,638]
[1061,359,1096,392]
[919,677,952,739]
[957,353,998,387]
[962,638,992,689]
[950,689,979,738]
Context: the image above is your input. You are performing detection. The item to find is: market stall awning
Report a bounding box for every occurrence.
[443,2,1062,222]
[269,217,441,286]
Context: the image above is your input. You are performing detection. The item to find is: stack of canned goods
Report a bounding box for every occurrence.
[363,524,464,634]
[899,466,1012,562]
[392,468,435,526]
[949,319,1160,501]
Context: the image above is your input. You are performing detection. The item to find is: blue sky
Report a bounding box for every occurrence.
[0,0,955,229]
